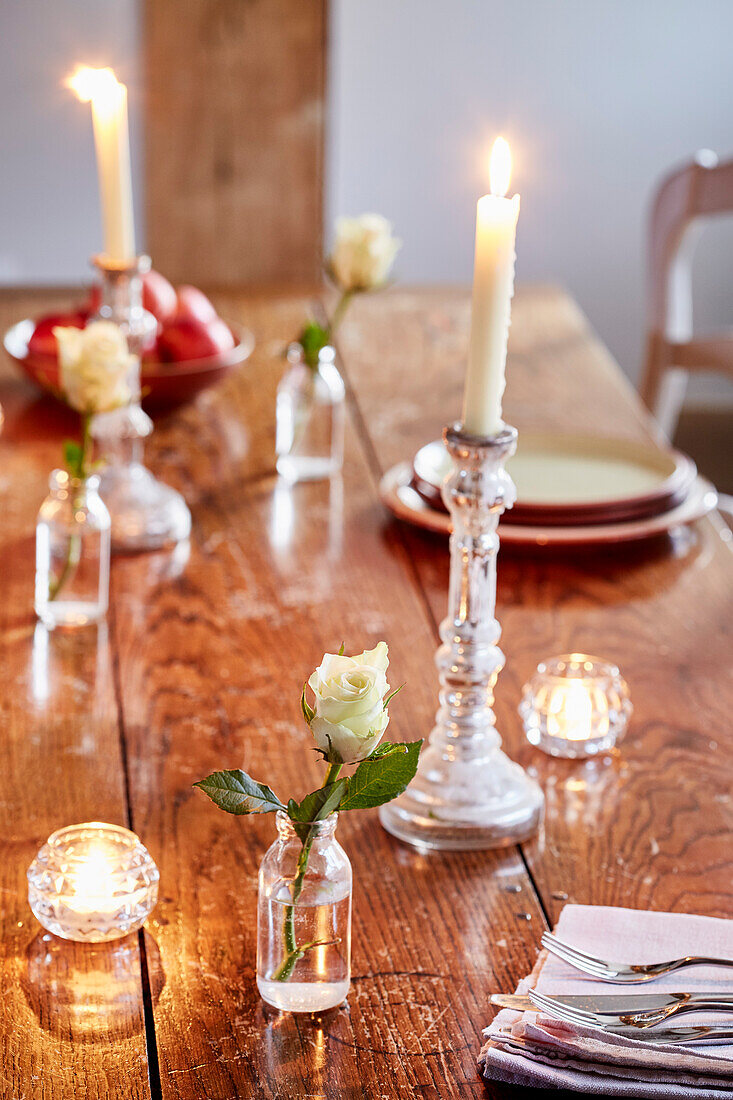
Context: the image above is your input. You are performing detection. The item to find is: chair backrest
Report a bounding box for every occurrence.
[648,152,733,340]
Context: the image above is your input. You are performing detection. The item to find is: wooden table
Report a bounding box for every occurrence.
[1,285,731,1099]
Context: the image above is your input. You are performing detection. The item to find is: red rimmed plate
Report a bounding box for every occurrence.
[3,319,255,412]
[381,460,717,547]
[412,433,697,526]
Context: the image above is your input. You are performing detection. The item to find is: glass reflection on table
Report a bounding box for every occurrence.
[23,930,163,1041]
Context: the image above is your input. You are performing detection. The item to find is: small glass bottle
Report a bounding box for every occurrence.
[257,811,351,1013]
[35,471,111,629]
[276,344,345,482]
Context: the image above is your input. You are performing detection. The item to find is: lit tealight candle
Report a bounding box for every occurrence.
[520,654,632,759]
[67,65,136,263]
[28,822,159,942]
[63,846,123,917]
[547,678,597,743]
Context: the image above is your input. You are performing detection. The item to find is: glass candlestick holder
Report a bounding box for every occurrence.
[520,653,632,758]
[27,822,159,942]
[90,254,191,552]
[380,422,544,850]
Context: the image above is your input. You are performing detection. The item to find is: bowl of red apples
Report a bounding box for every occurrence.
[3,270,254,412]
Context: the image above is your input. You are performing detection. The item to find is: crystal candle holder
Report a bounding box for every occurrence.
[520,653,632,758]
[90,254,191,552]
[380,422,544,850]
[28,822,159,942]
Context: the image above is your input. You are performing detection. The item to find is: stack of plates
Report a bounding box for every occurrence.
[379,432,717,546]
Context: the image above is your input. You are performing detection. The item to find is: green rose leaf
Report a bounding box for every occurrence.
[194,770,285,815]
[288,778,349,842]
[338,740,422,811]
[366,741,407,760]
[297,320,330,370]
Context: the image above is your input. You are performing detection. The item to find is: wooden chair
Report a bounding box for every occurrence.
[640,150,733,438]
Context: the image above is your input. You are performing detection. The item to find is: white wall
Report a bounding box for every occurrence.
[0,0,142,285]
[327,0,733,395]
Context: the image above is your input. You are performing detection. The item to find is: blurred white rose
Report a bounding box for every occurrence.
[308,642,391,763]
[328,214,401,293]
[54,322,134,415]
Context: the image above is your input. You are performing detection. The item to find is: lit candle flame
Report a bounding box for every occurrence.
[66,65,123,109]
[70,848,114,907]
[489,137,512,199]
[547,680,592,741]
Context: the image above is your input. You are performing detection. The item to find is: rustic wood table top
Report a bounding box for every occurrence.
[1,285,731,1100]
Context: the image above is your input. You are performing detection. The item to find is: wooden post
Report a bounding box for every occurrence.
[144,0,326,286]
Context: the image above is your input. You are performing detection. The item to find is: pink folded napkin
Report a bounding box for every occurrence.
[479,905,733,1097]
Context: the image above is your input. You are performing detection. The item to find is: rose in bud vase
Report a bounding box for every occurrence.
[276,214,401,483]
[34,323,134,629]
[195,642,420,1013]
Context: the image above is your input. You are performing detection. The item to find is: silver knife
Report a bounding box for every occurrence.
[491,993,733,1014]
[490,1025,733,1048]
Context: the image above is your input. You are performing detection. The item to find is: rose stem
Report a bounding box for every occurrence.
[49,413,92,602]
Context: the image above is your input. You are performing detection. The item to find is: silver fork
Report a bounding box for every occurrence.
[528,988,733,1030]
[542,932,733,984]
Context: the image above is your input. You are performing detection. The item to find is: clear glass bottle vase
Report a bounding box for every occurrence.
[257,811,351,1013]
[276,344,345,482]
[35,470,111,629]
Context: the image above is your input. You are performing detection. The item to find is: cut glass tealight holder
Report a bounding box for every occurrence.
[27,822,159,942]
[520,653,632,758]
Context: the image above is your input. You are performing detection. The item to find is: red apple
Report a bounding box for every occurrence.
[79,283,102,319]
[28,311,86,358]
[142,269,177,322]
[142,343,162,366]
[175,285,218,325]
[157,316,235,362]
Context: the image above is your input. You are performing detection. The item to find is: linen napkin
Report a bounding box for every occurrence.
[479,905,733,1097]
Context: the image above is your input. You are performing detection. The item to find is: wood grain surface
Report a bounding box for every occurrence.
[0,285,731,1099]
[336,286,733,929]
[0,289,150,1097]
[144,0,326,285]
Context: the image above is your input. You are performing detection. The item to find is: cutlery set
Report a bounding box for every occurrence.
[491,933,733,1047]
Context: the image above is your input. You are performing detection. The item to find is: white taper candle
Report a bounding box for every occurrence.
[67,66,136,263]
[462,137,519,436]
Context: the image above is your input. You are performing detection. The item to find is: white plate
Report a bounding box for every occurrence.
[381,461,717,546]
[413,433,697,523]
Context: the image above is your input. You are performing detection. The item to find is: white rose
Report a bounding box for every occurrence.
[328,214,401,293]
[308,642,391,763]
[54,322,134,415]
